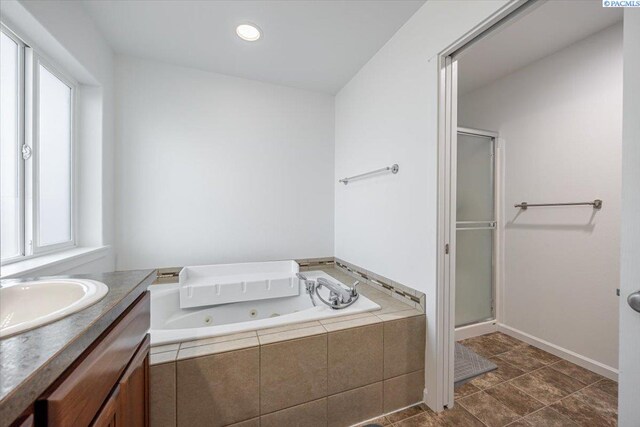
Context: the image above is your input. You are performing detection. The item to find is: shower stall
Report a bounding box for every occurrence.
[455,128,498,327]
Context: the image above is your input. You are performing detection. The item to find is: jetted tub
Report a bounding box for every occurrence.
[150,270,381,345]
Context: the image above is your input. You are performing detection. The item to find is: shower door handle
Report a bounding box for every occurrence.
[629,290,640,313]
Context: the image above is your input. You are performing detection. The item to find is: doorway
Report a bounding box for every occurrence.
[436,0,625,419]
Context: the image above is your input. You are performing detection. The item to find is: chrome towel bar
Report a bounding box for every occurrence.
[515,199,603,210]
[339,164,399,185]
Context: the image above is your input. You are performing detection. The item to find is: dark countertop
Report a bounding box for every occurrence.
[0,269,156,427]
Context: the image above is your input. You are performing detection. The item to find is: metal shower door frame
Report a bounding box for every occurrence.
[455,127,499,328]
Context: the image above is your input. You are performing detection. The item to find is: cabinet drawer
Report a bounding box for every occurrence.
[39,292,150,427]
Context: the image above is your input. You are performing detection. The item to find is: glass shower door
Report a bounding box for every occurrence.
[455,130,496,327]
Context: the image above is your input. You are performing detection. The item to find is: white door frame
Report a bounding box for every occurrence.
[619,8,640,425]
[434,0,535,410]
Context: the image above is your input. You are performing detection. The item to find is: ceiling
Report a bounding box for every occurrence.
[81,0,425,94]
[457,0,623,96]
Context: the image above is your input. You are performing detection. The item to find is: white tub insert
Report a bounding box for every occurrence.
[150,270,380,346]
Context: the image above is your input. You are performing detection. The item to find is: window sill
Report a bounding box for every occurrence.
[0,246,111,279]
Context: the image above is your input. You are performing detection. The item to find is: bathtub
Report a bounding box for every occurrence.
[150,270,381,345]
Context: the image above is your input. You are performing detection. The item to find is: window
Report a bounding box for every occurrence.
[1,25,76,264]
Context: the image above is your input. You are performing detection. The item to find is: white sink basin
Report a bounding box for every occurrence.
[0,279,108,338]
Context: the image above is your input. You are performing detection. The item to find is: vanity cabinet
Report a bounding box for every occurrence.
[91,388,120,427]
[114,334,150,427]
[92,336,150,427]
[33,292,150,427]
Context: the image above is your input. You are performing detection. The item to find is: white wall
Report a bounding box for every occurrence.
[115,57,335,270]
[335,0,508,293]
[334,0,509,407]
[459,24,622,370]
[0,0,116,275]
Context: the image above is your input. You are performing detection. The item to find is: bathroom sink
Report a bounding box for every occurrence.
[0,279,109,338]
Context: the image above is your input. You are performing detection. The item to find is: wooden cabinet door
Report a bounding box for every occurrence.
[118,335,150,427]
[91,387,120,427]
[39,293,150,427]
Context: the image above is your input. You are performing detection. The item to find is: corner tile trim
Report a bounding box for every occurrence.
[334,258,425,311]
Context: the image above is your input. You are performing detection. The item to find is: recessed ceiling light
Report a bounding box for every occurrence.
[236,24,261,42]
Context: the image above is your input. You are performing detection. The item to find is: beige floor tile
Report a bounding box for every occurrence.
[430,405,485,427]
[518,345,561,365]
[509,368,585,405]
[470,371,507,390]
[572,386,618,420]
[548,360,604,386]
[458,391,521,427]
[487,332,525,348]
[488,356,527,381]
[551,394,616,427]
[454,382,481,399]
[504,420,531,427]
[484,382,545,416]
[591,378,618,398]
[459,335,514,357]
[518,407,579,427]
[495,349,547,372]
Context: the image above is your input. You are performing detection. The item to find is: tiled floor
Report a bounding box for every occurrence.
[365,332,617,427]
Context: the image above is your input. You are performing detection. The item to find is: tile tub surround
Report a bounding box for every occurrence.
[149,312,426,426]
[0,269,156,427]
[317,258,426,312]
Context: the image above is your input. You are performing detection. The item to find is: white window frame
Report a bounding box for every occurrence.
[1,23,77,265]
[1,24,26,265]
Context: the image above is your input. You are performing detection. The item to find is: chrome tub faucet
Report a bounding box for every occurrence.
[296,273,359,309]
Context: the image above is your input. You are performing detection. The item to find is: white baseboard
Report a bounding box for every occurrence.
[455,320,497,341]
[497,324,618,381]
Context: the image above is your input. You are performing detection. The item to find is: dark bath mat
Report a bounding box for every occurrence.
[454,342,497,386]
